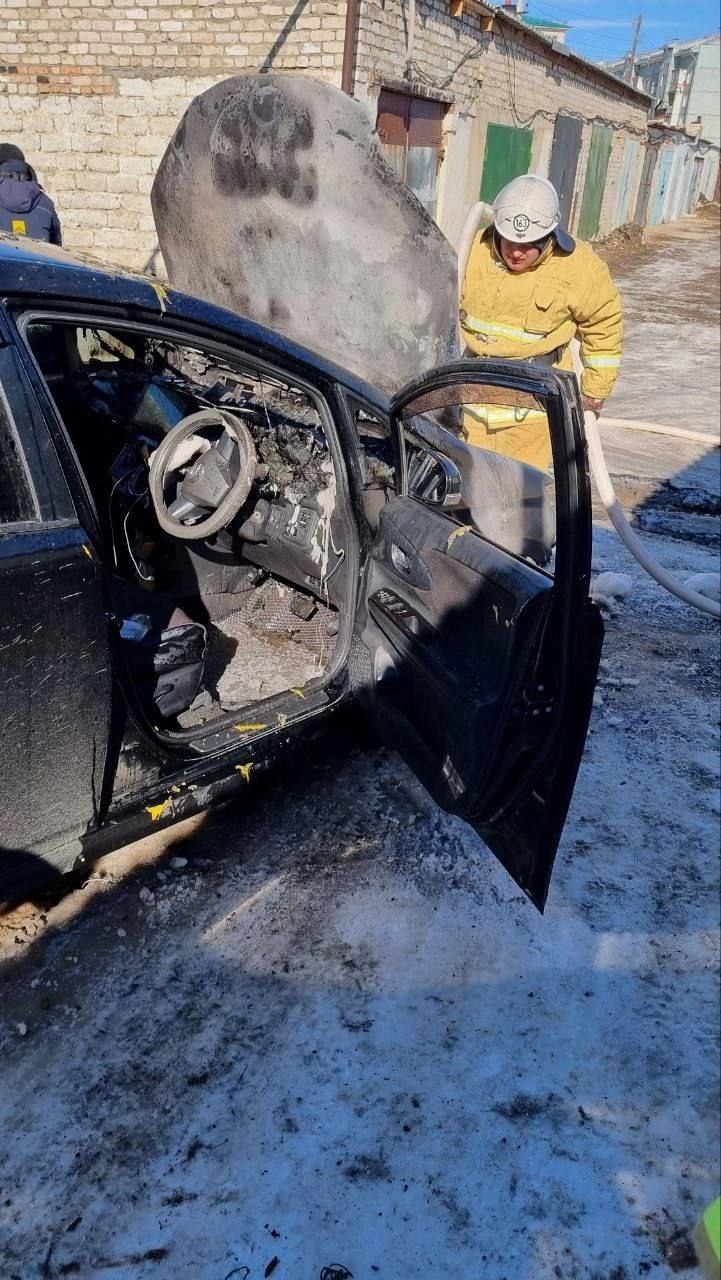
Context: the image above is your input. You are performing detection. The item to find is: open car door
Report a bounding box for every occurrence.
[353,359,603,911]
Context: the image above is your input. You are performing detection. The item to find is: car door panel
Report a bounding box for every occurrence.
[358,495,553,813]
[0,330,114,895]
[475,596,602,909]
[356,360,603,911]
[0,525,112,867]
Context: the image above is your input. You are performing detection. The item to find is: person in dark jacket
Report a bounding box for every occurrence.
[0,157,62,244]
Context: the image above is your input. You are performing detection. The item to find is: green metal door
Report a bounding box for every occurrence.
[480,123,534,204]
[577,124,613,239]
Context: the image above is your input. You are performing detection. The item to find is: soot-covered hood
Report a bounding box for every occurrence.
[151,75,458,394]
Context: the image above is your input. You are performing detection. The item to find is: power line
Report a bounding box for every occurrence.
[527,0,636,23]
[566,38,641,59]
[545,32,639,54]
[532,12,630,36]
[528,6,638,50]
[568,35,638,50]
[527,0,659,52]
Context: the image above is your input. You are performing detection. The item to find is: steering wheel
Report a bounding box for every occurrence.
[148,408,257,541]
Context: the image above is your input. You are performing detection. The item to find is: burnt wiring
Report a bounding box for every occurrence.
[108,462,150,575]
[123,494,154,584]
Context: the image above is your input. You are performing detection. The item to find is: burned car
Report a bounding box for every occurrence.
[0,77,603,909]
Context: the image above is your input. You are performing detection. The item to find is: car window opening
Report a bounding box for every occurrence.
[25,320,348,736]
[347,402,396,532]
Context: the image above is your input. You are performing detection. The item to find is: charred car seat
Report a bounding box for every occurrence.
[113,586,208,720]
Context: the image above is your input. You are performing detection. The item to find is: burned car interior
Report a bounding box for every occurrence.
[25,320,362,734]
[0,74,603,910]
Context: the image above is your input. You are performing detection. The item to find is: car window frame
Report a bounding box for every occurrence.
[12,303,366,752]
[0,367,40,530]
[15,306,354,516]
[13,305,365,571]
[0,301,88,530]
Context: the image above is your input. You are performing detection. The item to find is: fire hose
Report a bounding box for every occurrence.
[456,202,721,620]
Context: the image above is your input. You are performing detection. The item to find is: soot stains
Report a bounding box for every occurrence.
[174,114,187,153]
[267,297,290,326]
[211,84,317,206]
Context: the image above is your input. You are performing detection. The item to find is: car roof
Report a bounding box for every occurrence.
[0,235,389,413]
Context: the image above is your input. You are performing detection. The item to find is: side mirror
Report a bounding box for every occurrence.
[407,445,463,509]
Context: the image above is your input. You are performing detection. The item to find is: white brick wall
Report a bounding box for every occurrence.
[0,0,651,270]
[352,2,650,243]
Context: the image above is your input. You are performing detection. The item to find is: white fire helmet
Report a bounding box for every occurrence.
[493,174,574,249]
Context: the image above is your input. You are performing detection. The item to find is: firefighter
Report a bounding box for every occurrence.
[460,173,623,470]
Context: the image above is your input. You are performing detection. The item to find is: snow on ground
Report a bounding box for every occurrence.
[0,515,718,1280]
[607,218,720,439]
[0,218,719,1280]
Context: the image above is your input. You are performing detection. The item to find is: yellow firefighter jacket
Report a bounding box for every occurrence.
[460,228,623,469]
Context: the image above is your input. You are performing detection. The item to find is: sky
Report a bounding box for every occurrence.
[523,0,720,64]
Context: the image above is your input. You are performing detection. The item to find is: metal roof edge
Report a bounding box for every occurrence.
[639,31,721,60]
[522,16,571,31]
[606,31,720,68]
[648,121,721,150]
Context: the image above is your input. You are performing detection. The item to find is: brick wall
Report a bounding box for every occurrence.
[352,1,650,244]
[0,1,347,91]
[0,0,651,271]
[0,1,347,267]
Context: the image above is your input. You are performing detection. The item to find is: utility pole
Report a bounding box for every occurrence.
[623,14,643,85]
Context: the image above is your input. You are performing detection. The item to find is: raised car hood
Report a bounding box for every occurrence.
[151,75,458,394]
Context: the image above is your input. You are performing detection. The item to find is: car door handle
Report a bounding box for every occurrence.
[390,541,414,578]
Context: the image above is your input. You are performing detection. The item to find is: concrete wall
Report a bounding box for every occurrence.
[350,0,489,250]
[689,40,721,147]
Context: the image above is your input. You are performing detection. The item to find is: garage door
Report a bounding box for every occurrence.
[613,137,641,228]
[649,146,673,224]
[577,124,613,240]
[634,146,657,225]
[548,115,583,229]
[479,123,534,205]
[376,89,446,221]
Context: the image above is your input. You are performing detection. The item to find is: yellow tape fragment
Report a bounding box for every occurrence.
[447,524,473,549]
[146,799,170,822]
[149,282,169,313]
[81,544,94,560]
[235,763,253,782]
[234,723,267,734]
[291,688,305,699]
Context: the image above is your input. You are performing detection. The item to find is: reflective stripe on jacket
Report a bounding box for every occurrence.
[462,403,552,470]
[460,228,623,402]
